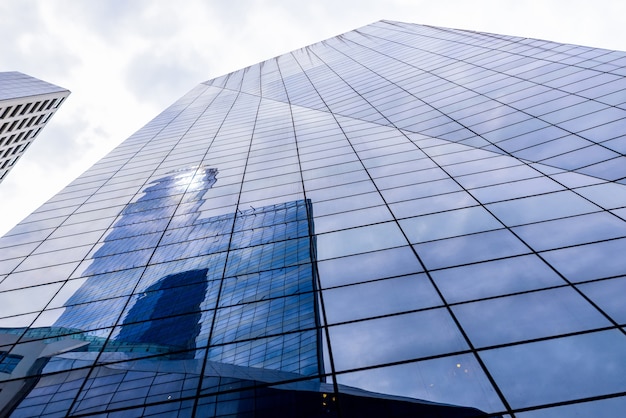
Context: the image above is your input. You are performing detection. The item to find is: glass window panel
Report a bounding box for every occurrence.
[541,237,626,282]
[314,205,393,234]
[330,308,468,371]
[367,158,437,178]
[313,192,385,217]
[5,219,65,237]
[240,174,301,192]
[238,184,303,205]
[390,191,478,218]
[381,178,461,203]
[0,283,62,318]
[510,88,567,112]
[22,205,81,224]
[577,277,626,324]
[307,180,376,202]
[431,255,563,303]
[318,246,423,288]
[300,153,358,171]
[0,312,38,328]
[0,262,80,292]
[14,245,93,272]
[540,100,607,125]
[423,122,472,140]
[487,190,598,225]
[301,140,352,155]
[245,163,300,181]
[465,113,530,137]
[453,287,610,347]
[316,222,407,260]
[602,135,626,154]
[516,395,626,418]
[579,76,626,99]
[479,330,626,409]
[373,167,448,190]
[298,145,353,163]
[336,354,504,414]
[32,230,103,254]
[497,125,569,153]
[551,171,605,188]
[205,330,318,376]
[427,144,488,161]
[456,163,534,189]
[351,133,407,152]
[578,156,626,181]
[614,207,626,221]
[0,240,39,260]
[302,161,363,181]
[362,150,427,169]
[323,273,442,324]
[414,229,528,270]
[304,170,369,190]
[482,117,550,143]
[560,107,626,133]
[513,212,626,251]
[356,142,417,160]
[597,88,626,107]
[528,162,564,175]
[400,206,501,243]
[472,177,563,204]
[514,135,593,162]
[443,155,520,177]
[540,144,618,170]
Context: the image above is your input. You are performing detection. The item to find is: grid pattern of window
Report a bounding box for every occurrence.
[0,20,625,417]
[0,72,69,182]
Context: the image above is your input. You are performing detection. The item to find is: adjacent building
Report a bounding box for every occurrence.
[0,72,69,183]
[0,20,625,417]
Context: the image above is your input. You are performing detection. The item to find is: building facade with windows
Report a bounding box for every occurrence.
[0,72,69,183]
[0,20,625,417]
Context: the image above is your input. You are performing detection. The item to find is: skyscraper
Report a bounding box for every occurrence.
[0,20,625,417]
[0,72,70,183]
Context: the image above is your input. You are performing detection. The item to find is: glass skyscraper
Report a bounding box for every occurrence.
[0,20,625,417]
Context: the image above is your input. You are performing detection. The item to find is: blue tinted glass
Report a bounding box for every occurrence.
[318,246,423,288]
[541,238,626,282]
[337,354,504,413]
[453,287,610,347]
[400,206,501,243]
[324,273,442,324]
[431,255,563,303]
[316,222,407,259]
[577,277,626,324]
[330,308,468,370]
[414,229,528,270]
[487,190,598,225]
[513,212,626,251]
[480,330,626,409]
[516,396,626,418]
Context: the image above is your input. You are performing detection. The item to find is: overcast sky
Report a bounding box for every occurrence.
[1,0,625,236]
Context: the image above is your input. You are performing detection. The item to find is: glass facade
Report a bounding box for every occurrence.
[0,20,625,416]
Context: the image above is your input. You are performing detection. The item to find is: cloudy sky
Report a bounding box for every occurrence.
[1,0,625,235]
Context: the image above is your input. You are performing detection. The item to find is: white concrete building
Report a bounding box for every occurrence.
[0,72,69,183]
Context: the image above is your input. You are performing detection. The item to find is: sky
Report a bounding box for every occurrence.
[1,0,625,236]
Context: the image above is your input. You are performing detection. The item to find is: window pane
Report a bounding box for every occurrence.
[453,287,610,347]
[330,308,468,370]
[480,330,626,409]
[431,255,563,303]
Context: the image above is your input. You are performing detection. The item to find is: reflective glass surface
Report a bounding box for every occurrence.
[1,20,625,417]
